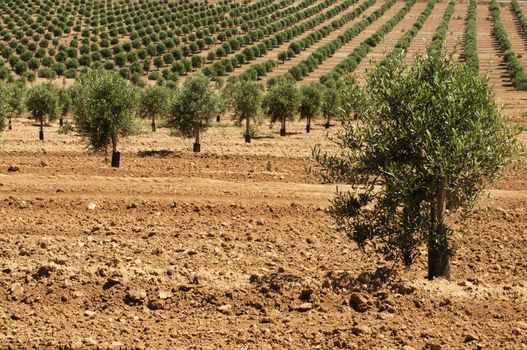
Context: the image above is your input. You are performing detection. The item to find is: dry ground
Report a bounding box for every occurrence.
[2,0,527,348]
[0,115,526,350]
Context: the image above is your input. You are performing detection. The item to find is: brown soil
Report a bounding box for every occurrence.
[2,1,527,349]
[1,113,526,350]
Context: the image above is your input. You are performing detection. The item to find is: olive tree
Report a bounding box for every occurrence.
[224,77,264,143]
[168,72,220,152]
[58,87,72,127]
[263,75,300,136]
[321,84,340,129]
[26,83,62,141]
[72,70,139,167]
[6,81,25,130]
[315,51,517,280]
[139,85,173,132]
[299,83,323,133]
[0,82,13,132]
[336,74,365,122]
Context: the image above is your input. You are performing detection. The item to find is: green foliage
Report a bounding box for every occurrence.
[139,85,173,119]
[322,0,417,82]
[512,0,527,39]
[390,0,436,58]
[464,0,479,73]
[314,51,517,270]
[289,0,385,81]
[298,83,323,121]
[26,83,62,124]
[427,0,455,55]
[321,84,341,120]
[71,69,139,153]
[168,72,220,139]
[58,120,74,135]
[334,74,365,121]
[58,87,72,118]
[7,81,25,118]
[0,82,14,131]
[491,0,527,90]
[224,77,264,124]
[263,75,300,124]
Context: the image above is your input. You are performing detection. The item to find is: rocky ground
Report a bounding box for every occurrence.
[0,118,526,350]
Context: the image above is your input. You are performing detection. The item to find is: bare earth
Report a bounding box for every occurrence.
[2,0,527,348]
[0,116,526,350]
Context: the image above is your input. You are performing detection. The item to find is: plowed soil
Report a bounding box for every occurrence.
[2,0,527,349]
[0,115,526,350]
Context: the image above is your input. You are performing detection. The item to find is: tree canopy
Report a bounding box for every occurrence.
[71,69,139,156]
[315,51,517,280]
[168,72,220,151]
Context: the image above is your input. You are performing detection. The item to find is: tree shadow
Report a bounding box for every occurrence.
[137,149,179,158]
[323,266,415,295]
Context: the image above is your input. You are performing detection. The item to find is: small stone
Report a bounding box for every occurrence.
[34,265,53,280]
[84,310,96,317]
[350,293,370,313]
[38,161,47,167]
[9,283,24,300]
[351,325,371,336]
[217,304,232,315]
[126,202,137,209]
[125,289,147,305]
[147,299,166,311]
[464,333,479,343]
[439,298,451,307]
[296,303,313,312]
[158,290,173,300]
[109,341,124,349]
[425,344,441,350]
[7,165,19,172]
[82,337,98,346]
[103,277,120,290]
[87,203,97,210]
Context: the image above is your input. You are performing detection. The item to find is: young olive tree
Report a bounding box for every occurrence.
[224,77,264,143]
[26,83,62,141]
[315,51,517,280]
[264,75,300,136]
[321,84,341,129]
[0,82,13,132]
[72,70,139,168]
[139,85,173,132]
[299,83,323,133]
[168,72,220,152]
[336,74,365,122]
[58,87,72,127]
[7,81,25,130]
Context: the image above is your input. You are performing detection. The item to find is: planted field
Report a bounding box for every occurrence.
[1,1,527,349]
[0,0,526,108]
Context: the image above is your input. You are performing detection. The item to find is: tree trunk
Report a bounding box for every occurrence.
[306,117,311,133]
[245,116,251,143]
[193,127,201,153]
[111,135,120,168]
[8,116,12,130]
[216,115,221,123]
[428,176,451,280]
[59,117,64,127]
[280,116,286,137]
[151,115,156,132]
[39,118,44,141]
[325,115,330,129]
